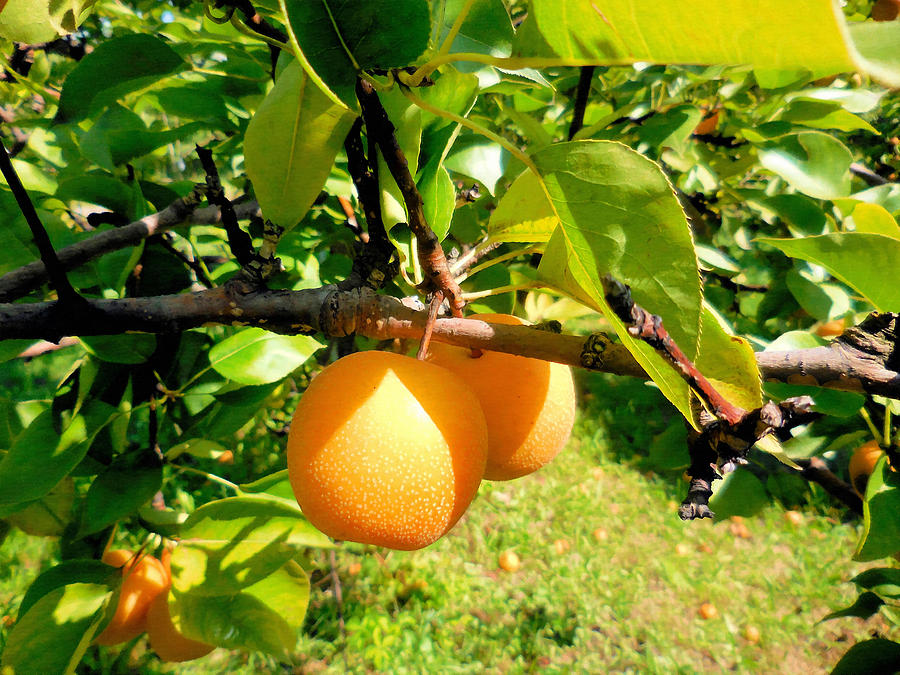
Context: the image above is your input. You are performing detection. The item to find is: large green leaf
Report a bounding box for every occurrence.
[831,639,900,675]
[756,132,852,200]
[80,334,157,364]
[56,34,185,123]
[533,141,701,422]
[16,560,121,621]
[758,233,900,312]
[208,327,323,386]
[281,0,431,107]
[432,0,515,60]
[0,0,96,42]
[2,583,114,674]
[170,495,331,596]
[709,468,769,519]
[509,0,899,86]
[244,60,355,230]
[854,457,900,562]
[173,561,309,658]
[6,477,75,536]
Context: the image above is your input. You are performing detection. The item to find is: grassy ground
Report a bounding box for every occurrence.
[1,373,893,673]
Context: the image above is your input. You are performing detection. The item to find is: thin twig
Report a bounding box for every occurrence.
[602,274,746,425]
[196,145,256,269]
[356,78,464,316]
[568,66,595,140]
[850,162,890,187]
[0,138,81,303]
[416,291,444,360]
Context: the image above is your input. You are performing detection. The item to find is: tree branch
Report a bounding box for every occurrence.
[0,199,260,302]
[568,65,594,140]
[1,286,898,400]
[355,78,464,315]
[0,137,80,303]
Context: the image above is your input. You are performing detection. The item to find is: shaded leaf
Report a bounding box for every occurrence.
[281,0,431,107]
[709,469,768,519]
[757,132,852,200]
[57,34,185,123]
[80,334,157,364]
[6,477,75,536]
[831,639,900,675]
[174,561,309,658]
[821,592,885,622]
[79,450,163,535]
[851,568,900,599]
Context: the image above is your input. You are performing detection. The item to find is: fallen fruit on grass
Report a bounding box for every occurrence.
[728,519,752,539]
[784,510,803,526]
[427,313,576,480]
[674,542,691,556]
[744,625,761,643]
[287,350,488,550]
[849,439,887,497]
[146,592,215,662]
[95,550,169,646]
[553,538,570,554]
[347,562,362,576]
[698,602,718,620]
[593,528,609,542]
[498,550,521,572]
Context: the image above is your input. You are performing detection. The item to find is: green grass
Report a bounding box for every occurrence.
[1,372,895,673]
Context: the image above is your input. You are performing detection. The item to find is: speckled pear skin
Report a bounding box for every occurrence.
[427,314,576,481]
[287,351,488,550]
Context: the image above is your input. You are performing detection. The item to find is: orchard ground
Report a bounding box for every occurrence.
[0,367,889,673]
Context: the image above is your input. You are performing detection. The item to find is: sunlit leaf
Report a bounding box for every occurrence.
[208,327,323,386]
[759,233,900,312]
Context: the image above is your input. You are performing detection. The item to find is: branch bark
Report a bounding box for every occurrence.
[0,199,260,302]
[1,285,898,400]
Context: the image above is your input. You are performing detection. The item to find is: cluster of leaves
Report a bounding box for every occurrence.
[0,0,899,671]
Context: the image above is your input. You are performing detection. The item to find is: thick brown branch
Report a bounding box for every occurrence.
[795,457,862,515]
[0,199,260,302]
[1,289,898,403]
[355,79,464,315]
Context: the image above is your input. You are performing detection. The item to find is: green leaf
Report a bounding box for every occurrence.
[821,592,885,622]
[444,133,508,195]
[763,383,865,418]
[831,639,900,675]
[165,438,228,461]
[244,60,355,229]
[0,0,95,42]
[171,495,331,596]
[208,327,323,386]
[6,477,74,536]
[514,0,882,81]
[0,408,94,506]
[488,170,558,243]
[281,0,431,107]
[757,132,852,200]
[854,456,900,562]
[173,561,309,658]
[79,450,163,535]
[848,20,900,89]
[16,560,121,621]
[533,141,701,423]
[778,99,877,134]
[239,470,295,500]
[709,468,768,519]
[846,203,900,238]
[784,268,851,322]
[2,583,114,674]
[851,568,900,599]
[56,34,185,123]
[433,0,514,60]
[758,233,900,312]
[694,306,762,413]
[80,334,157,364]
[418,157,455,241]
[647,422,690,471]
